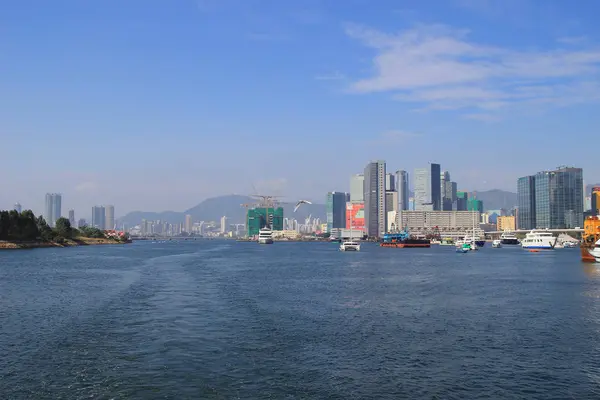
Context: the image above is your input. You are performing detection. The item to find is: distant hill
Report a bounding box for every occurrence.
[474,189,517,211]
[119,195,326,227]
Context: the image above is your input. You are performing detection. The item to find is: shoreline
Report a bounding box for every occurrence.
[0,237,131,250]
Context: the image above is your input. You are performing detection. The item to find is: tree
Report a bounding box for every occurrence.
[36,215,55,241]
[55,217,72,238]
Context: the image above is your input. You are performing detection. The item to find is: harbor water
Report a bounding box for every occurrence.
[1,241,600,399]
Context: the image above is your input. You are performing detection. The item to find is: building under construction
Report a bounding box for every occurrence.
[247,207,284,236]
[244,195,284,236]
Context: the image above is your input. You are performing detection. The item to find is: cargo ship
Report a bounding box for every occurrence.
[581,216,600,262]
[380,230,431,248]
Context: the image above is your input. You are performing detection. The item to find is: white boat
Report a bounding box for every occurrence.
[520,230,557,249]
[500,231,520,245]
[492,239,502,248]
[340,203,360,252]
[258,227,273,244]
[340,241,361,251]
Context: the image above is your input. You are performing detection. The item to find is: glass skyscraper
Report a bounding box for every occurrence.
[395,170,409,211]
[326,192,348,232]
[517,176,536,230]
[414,163,441,211]
[518,167,583,229]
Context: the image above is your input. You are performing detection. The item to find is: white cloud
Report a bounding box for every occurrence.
[345,23,600,115]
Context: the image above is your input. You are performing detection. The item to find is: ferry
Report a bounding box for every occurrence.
[581,216,600,262]
[500,231,520,245]
[339,241,360,251]
[380,230,430,248]
[258,227,274,244]
[520,230,557,250]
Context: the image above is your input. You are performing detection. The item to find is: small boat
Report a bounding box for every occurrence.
[492,239,502,248]
[456,243,470,253]
[340,241,360,251]
[500,231,520,245]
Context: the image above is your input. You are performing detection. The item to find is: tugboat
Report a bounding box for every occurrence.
[380,229,430,248]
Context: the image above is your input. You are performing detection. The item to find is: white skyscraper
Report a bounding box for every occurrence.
[44,193,62,227]
[105,205,115,230]
[350,174,364,203]
[220,216,228,233]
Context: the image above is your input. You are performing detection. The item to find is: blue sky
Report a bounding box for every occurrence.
[2,0,599,217]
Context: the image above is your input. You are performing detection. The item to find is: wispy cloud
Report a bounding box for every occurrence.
[345,23,600,116]
[315,71,345,81]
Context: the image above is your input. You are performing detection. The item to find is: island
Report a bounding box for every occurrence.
[0,210,131,250]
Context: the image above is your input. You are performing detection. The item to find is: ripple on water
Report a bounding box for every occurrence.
[2,242,600,399]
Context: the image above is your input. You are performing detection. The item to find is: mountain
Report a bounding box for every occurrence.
[119,195,326,227]
[474,189,517,211]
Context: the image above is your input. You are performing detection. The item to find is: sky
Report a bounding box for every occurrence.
[2,0,600,218]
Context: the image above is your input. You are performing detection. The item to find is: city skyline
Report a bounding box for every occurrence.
[2,1,600,214]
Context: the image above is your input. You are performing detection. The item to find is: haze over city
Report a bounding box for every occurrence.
[2,0,600,217]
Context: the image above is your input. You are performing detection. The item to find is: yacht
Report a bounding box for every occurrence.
[340,241,361,251]
[258,227,274,244]
[520,230,557,249]
[500,231,520,245]
[492,239,502,248]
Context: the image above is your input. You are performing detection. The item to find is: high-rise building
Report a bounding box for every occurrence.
[14,203,22,213]
[184,214,192,233]
[326,192,348,232]
[592,187,600,215]
[220,216,228,233]
[364,160,386,237]
[246,207,284,236]
[91,206,106,230]
[52,194,61,226]
[350,174,364,203]
[517,176,536,230]
[414,163,441,211]
[105,205,115,230]
[68,210,75,226]
[395,170,409,211]
[77,218,86,228]
[533,167,583,229]
[44,193,62,227]
[456,191,468,211]
[385,173,395,191]
[385,191,398,214]
[440,171,458,211]
[518,167,584,229]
